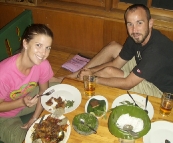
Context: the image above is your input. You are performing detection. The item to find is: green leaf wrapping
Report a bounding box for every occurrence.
[108,105,151,139]
[87,98,106,117]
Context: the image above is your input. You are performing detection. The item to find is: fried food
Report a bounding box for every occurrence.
[32,115,68,143]
[45,97,53,106]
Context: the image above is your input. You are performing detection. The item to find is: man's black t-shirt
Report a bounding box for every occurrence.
[119,29,173,93]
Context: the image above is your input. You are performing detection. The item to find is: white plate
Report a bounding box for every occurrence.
[25,114,71,143]
[143,121,173,143]
[41,84,81,113]
[111,94,154,120]
[85,95,108,118]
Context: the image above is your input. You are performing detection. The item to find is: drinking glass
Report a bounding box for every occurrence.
[83,75,96,97]
[160,92,173,116]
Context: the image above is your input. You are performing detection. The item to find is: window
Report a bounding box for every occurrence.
[152,0,173,10]
[120,0,147,5]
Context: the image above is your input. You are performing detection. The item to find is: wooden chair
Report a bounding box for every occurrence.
[0,10,33,61]
[0,10,33,143]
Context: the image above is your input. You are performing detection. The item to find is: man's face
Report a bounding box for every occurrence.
[125,7,153,45]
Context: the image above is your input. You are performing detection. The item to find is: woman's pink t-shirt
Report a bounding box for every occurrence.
[0,54,53,117]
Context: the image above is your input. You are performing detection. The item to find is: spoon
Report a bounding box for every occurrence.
[144,95,148,114]
[127,91,140,107]
[165,139,171,143]
[123,124,139,138]
[57,130,64,141]
[80,119,97,134]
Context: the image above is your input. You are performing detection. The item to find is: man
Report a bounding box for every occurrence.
[67,4,173,98]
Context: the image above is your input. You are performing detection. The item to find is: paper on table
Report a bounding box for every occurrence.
[62,54,90,72]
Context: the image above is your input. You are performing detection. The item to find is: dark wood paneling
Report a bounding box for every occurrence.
[0,6,25,29]
[0,2,173,56]
[58,0,106,7]
[103,20,127,46]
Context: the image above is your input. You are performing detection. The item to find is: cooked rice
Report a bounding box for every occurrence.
[116,114,143,132]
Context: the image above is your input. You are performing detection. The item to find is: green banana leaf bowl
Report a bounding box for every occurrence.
[108,105,151,139]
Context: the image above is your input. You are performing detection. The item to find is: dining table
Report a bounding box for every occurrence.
[26,77,173,143]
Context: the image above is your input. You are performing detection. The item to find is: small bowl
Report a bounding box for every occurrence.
[108,105,151,139]
[72,113,98,135]
[85,95,108,118]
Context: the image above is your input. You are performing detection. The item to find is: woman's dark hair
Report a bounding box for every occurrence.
[124,4,151,23]
[19,24,53,51]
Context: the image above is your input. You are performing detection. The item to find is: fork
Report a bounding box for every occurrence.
[36,89,55,97]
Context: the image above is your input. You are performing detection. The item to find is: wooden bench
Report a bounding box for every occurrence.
[0,10,33,143]
[0,10,33,61]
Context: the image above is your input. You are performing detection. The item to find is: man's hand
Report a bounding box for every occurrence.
[77,68,93,80]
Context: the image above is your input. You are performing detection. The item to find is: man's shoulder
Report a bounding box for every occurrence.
[152,29,172,40]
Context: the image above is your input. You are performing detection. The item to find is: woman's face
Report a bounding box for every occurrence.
[24,34,52,65]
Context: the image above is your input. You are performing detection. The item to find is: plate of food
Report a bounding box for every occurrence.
[25,114,71,143]
[72,113,99,135]
[85,95,108,118]
[143,121,173,143]
[41,84,81,114]
[111,94,154,119]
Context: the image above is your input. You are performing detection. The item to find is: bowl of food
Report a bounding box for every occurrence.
[108,105,151,139]
[72,113,99,135]
[85,95,108,118]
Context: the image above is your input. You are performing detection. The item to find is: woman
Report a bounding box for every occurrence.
[0,24,55,143]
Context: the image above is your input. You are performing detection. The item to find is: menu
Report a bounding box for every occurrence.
[62,54,90,72]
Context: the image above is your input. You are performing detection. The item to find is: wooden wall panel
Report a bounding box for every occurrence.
[30,9,104,53]
[0,2,173,57]
[58,0,106,7]
[103,20,127,46]
[50,12,104,53]
[0,6,25,28]
[0,4,104,54]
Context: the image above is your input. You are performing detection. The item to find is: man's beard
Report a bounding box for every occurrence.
[130,28,149,44]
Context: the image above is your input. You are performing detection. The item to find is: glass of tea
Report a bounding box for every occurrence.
[83,75,96,97]
[160,92,173,116]
[118,138,135,143]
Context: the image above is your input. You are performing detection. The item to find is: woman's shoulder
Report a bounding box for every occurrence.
[0,54,18,71]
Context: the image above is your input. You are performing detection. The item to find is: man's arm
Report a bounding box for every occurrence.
[90,56,127,73]
[96,72,143,90]
[79,55,127,79]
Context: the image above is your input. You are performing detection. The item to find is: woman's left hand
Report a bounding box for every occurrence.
[21,117,37,129]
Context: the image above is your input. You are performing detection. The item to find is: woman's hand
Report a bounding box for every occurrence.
[22,95,39,107]
[21,117,37,129]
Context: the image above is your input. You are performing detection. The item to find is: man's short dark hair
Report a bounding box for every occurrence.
[124,4,151,23]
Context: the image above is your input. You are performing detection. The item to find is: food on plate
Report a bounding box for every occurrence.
[65,100,75,108]
[72,113,98,135]
[116,113,144,132]
[119,100,134,105]
[45,96,74,110]
[87,98,106,117]
[55,97,66,109]
[45,97,54,106]
[32,115,68,143]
